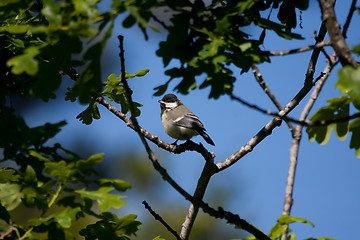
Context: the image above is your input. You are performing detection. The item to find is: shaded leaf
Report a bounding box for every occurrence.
[76,100,101,125]
[0,183,23,211]
[0,169,20,183]
[307,96,350,144]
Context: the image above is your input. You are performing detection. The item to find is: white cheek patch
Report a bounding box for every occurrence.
[165,102,178,109]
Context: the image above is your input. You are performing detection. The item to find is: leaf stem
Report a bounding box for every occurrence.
[48,185,62,208]
[18,227,33,240]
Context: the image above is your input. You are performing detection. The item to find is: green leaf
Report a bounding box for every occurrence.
[336,65,360,100]
[29,207,81,229]
[277,215,314,227]
[97,179,132,192]
[153,79,171,96]
[0,183,23,211]
[307,96,350,144]
[29,215,53,227]
[76,100,101,125]
[76,153,104,176]
[349,117,360,158]
[79,213,141,239]
[256,18,303,40]
[44,159,77,181]
[7,46,40,75]
[55,207,82,228]
[0,169,20,183]
[116,214,141,236]
[76,187,126,211]
[127,69,150,78]
[153,236,166,240]
[24,165,37,182]
[288,233,296,240]
[268,223,287,239]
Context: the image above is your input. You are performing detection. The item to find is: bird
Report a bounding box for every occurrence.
[158,94,215,146]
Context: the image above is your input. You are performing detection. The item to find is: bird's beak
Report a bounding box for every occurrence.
[158,100,165,104]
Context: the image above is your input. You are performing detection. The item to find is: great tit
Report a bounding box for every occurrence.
[158,94,215,146]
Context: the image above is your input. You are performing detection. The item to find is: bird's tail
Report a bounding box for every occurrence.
[199,131,215,146]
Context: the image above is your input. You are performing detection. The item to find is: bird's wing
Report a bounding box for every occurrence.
[174,113,206,131]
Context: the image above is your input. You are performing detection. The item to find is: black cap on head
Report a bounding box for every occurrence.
[161,94,179,103]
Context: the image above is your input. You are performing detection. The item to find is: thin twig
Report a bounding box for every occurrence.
[151,13,169,30]
[281,52,336,240]
[230,90,358,127]
[142,201,182,240]
[118,35,158,162]
[342,0,358,38]
[251,64,296,134]
[268,40,331,56]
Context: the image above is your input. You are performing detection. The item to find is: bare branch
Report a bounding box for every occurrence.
[342,0,358,38]
[268,40,331,56]
[280,21,329,240]
[180,160,215,239]
[217,62,334,172]
[319,0,358,68]
[251,64,296,134]
[305,21,328,84]
[142,201,182,240]
[151,13,169,30]
[118,35,158,163]
[64,53,268,240]
[198,204,271,240]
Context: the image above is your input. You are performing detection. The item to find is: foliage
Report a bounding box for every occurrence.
[0,0,141,238]
[0,111,141,238]
[1,0,359,239]
[307,64,360,157]
[241,215,335,240]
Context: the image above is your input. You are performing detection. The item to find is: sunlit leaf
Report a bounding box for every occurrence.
[7,46,40,75]
[97,179,132,192]
[336,65,360,100]
[76,187,126,211]
[277,215,314,227]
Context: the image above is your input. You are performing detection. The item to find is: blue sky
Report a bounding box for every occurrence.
[21,1,360,239]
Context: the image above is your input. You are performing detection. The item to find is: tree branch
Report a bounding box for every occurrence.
[65,50,268,240]
[280,21,329,240]
[268,40,331,56]
[251,64,296,134]
[216,41,331,172]
[319,0,358,68]
[142,201,182,240]
[342,0,358,38]
[180,160,216,239]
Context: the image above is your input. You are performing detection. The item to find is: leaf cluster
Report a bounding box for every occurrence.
[113,0,307,98]
[307,62,360,157]
[0,0,120,104]
[0,108,140,239]
[242,215,335,240]
[0,0,142,238]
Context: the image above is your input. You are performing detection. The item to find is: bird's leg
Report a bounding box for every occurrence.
[171,139,179,145]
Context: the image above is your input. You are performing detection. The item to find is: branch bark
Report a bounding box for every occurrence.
[280,21,328,240]
[268,40,331,56]
[319,0,358,68]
